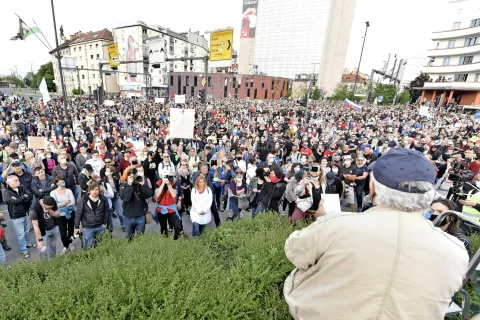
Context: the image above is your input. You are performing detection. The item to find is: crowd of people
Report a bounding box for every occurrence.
[0,92,479,269]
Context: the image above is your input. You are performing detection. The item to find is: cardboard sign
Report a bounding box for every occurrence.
[28,136,47,150]
[175,95,185,104]
[155,98,165,104]
[169,108,195,139]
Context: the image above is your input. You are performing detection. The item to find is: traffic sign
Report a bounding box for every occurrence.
[210,29,233,61]
[202,78,207,87]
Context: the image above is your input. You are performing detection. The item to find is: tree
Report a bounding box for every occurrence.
[34,62,56,92]
[331,83,350,101]
[373,84,396,104]
[311,86,321,100]
[72,88,84,95]
[24,72,36,88]
[397,91,410,104]
[284,88,292,99]
[405,72,432,103]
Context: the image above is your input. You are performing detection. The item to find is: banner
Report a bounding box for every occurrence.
[241,0,258,39]
[39,78,51,104]
[169,108,195,139]
[149,37,165,63]
[107,44,120,67]
[28,136,46,150]
[155,98,165,104]
[175,94,185,104]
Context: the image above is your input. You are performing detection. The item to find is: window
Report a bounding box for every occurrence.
[194,76,197,86]
[283,81,286,91]
[183,86,186,95]
[178,76,181,96]
[90,45,92,49]
[264,90,268,99]
[96,54,99,59]
[82,75,85,80]
[92,74,95,79]
[454,73,468,82]
[208,77,211,87]
[442,57,451,66]
[186,76,190,86]
[191,86,194,97]
[261,80,264,88]
[245,78,249,88]
[233,77,236,87]
[471,18,480,28]
[459,56,473,64]
[223,85,227,98]
[475,73,480,82]
[438,76,446,82]
[452,22,461,30]
[464,37,479,46]
[170,75,173,86]
[254,88,257,99]
[96,44,99,48]
[235,88,238,99]
[447,40,456,48]
[90,55,94,59]
[247,88,251,97]
[271,80,274,90]
[74,47,76,52]
[436,41,440,49]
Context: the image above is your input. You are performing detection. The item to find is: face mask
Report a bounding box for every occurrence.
[344,160,351,166]
[294,167,301,173]
[60,159,67,164]
[58,183,66,188]
[300,158,307,165]
[132,160,138,165]
[310,176,319,181]
[270,175,280,183]
[105,171,112,176]
[332,167,339,174]
[47,154,52,159]
[137,172,144,177]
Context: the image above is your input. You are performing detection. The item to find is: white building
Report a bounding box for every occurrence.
[238,0,356,96]
[422,0,480,106]
[396,56,429,91]
[112,22,209,97]
[50,29,119,95]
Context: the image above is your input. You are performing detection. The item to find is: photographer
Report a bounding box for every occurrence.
[256,166,287,214]
[120,167,153,239]
[292,164,325,222]
[154,170,182,240]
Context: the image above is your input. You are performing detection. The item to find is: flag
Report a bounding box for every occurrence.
[344,99,362,112]
[39,78,51,104]
[10,18,40,41]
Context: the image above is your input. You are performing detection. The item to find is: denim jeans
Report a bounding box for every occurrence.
[40,227,58,260]
[124,216,145,239]
[230,200,240,220]
[83,226,106,249]
[252,203,264,218]
[12,216,30,255]
[192,222,206,237]
[112,197,125,227]
[0,243,5,267]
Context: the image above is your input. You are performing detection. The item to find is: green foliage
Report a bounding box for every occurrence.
[0,74,25,88]
[332,83,351,101]
[373,84,396,105]
[311,86,321,100]
[34,62,56,92]
[0,213,302,320]
[72,88,84,95]
[397,91,410,104]
[405,72,432,102]
[24,72,36,88]
[285,88,292,99]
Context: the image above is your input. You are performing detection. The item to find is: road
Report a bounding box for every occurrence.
[1,192,253,265]
[0,87,41,99]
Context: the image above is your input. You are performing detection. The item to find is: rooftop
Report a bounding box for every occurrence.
[49,28,113,54]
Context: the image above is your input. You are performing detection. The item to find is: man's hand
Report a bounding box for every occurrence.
[177,201,182,210]
[127,175,134,185]
[37,241,45,251]
[65,200,71,205]
[315,200,327,218]
[165,179,171,186]
[0,212,4,220]
[74,228,80,235]
[200,211,205,215]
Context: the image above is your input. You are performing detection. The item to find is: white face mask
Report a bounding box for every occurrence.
[344,160,351,166]
[476,180,480,188]
[137,172,144,177]
[332,167,338,174]
[294,167,301,173]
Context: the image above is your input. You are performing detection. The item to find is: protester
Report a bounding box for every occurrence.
[190,176,213,236]
[50,175,76,254]
[155,169,182,239]
[29,196,61,259]
[284,148,469,319]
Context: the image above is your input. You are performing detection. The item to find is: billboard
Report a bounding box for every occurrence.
[107,44,120,68]
[241,0,258,39]
[210,29,233,61]
[149,37,165,64]
[123,27,141,82]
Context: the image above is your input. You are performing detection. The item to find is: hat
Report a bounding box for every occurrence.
[43,196,56,206]
[387,140,397,148]
[372,149,435,193]
[326,171,336,184]
[84,164,94,172]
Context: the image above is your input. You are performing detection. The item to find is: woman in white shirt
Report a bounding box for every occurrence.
[190,176,213,237]
[50,176,76,255]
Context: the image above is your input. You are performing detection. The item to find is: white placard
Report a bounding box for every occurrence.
[322,194,341,214]
[169,108,195,139]
[103,100,115,106]
[175,94,185,104]
[419,106,430,116]
[155,98,165,104]
[149,37,166,64]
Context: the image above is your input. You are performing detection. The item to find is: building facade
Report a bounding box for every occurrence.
[238,0,356,96]
[396,57,429,91]
[168,72,289,100]
[50,29,118,95]
[112,22,208,97]
[421,0,480,106]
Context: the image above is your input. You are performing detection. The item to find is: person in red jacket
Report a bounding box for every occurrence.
[118,153,132,176]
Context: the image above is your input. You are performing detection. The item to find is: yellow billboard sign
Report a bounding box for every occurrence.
[107,44,120,67]
[210,29,233,61]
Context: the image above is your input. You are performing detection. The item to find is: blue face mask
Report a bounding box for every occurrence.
[423,209,434,220]
[132,137,137,141]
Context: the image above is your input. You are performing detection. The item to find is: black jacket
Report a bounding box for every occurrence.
[78,172,90,196]
[119,183,153,218]
[258,180,287,212]
[74,194,109,229]
[31,175,57,199]
[3,185,33,219]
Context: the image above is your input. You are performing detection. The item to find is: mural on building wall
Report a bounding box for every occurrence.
[241,0,258,39]
[124,27,140,82]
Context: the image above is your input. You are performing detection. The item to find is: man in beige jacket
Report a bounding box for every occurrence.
[284,148,469,320]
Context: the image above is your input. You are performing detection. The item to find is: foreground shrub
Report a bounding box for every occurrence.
[0,213,300,320]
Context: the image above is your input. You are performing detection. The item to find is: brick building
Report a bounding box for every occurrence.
[168,72,290,100]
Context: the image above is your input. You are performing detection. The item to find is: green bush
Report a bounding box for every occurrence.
[0,213,301,320]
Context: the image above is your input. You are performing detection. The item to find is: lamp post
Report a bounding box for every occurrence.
[352,21,370,101]
[51,0,68,117]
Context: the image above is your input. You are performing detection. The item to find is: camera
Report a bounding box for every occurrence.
[134,175,144,184]
[165,175,175,183]
[70,232,82,241]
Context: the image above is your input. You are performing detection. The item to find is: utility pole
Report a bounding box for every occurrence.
[28,61,36,93]
[352,21,370,100]
[305,62,320,125]
[50,0,68,117]
[76,66,81,95]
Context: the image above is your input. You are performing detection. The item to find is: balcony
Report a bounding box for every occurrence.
[428,43,480,57]
[423,61,480,73]
[432,25,480,41]
[423,81,480,91]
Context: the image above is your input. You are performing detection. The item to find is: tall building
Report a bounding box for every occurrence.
[238,0,356,96]
[396,57,429,91]
[50,28,118,95]
[421,0,480,106]
[112,22,208,97]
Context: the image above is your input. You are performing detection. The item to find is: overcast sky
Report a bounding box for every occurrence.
[1,0,447,78]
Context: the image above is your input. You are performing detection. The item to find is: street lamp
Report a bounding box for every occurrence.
[352,21,370,101]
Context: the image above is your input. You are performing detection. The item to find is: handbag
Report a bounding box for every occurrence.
[145,211,153,224]
[59,206,75,219]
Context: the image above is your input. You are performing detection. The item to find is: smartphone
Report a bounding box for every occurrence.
[211,160,217,166]
[310,166,320,173]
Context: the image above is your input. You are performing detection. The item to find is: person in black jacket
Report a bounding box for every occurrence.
[3,175,33,258]
[31,167,57,199]
[74,182,109,249]
[78,164,94,197]
[119,167,153,239]
[256,166,287,213]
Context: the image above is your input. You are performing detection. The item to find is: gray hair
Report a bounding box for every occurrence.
[371,173,434,212]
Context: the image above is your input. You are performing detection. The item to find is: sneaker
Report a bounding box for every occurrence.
[59,247,69,255]
[2,244,11,251]
[69,246,75,252]
[23,253,30,259]
[26,243,33,248]
[112,213,118,219]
